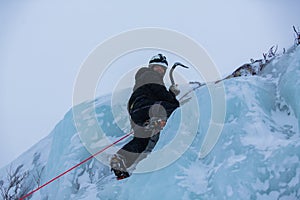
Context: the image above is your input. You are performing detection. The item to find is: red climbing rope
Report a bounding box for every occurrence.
[20,131,133,200]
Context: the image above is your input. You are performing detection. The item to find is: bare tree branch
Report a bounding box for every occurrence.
[0,164,30,200]
[32,166,45,187]
[293,25,300,45]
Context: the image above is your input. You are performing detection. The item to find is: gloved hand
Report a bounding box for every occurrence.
[169,84,180,96]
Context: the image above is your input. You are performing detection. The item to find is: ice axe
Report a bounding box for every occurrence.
[169,62,189,86]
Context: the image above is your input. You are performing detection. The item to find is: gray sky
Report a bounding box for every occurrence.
[1,0,299,168]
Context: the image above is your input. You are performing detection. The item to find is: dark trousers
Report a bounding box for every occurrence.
[116,131,160,168]
[116,101,178,168]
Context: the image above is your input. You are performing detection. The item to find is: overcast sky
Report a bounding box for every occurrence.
[1,0,299,168]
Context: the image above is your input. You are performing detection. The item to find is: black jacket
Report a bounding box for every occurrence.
[128,67,180,114]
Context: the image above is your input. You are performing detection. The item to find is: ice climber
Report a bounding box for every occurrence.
[110,53,180,179]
